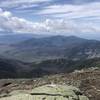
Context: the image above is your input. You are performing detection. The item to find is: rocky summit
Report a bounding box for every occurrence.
[0,84,89,100]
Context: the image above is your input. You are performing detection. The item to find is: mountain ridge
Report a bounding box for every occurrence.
[3,35,100,62]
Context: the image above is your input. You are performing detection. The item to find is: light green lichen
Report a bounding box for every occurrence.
[0,84,89,100]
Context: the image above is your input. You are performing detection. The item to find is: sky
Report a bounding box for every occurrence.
[0,0,100,37]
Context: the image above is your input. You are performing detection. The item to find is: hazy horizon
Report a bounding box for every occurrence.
[0,31,100,41]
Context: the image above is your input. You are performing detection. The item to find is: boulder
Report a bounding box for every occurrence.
[0,84,89,100]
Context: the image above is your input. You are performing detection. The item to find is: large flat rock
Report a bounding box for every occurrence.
[0,84,89,100]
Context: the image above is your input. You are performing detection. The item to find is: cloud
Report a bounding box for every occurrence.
[0,0,100,10]
[1,0,100,22]
[0,3,100,34]
[52,0,100,5]
[15,4,38,10]
[0,7,100,34]
[36,2,100,19]
[0,0,100,36]
[0,8,41,33]
[0,0,51,9]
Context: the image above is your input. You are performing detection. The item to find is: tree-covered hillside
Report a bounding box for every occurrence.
[0,57,100,78]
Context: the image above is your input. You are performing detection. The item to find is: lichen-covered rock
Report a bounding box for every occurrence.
[0,84,89,100]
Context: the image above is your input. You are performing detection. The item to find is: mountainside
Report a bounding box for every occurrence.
[0,58,33,78]
[29,58,100,77]
[1,35,100,62]
[0,57,100,78]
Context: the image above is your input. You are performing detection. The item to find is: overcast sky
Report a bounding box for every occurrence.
[0,0,100,37]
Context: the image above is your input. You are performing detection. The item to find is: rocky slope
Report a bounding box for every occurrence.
[0,84,89,100]
[0,68,99,100]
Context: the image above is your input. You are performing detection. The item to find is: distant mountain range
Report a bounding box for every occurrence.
[0,33,49,44]
[0,35,100,62]
[0,34,100,78]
